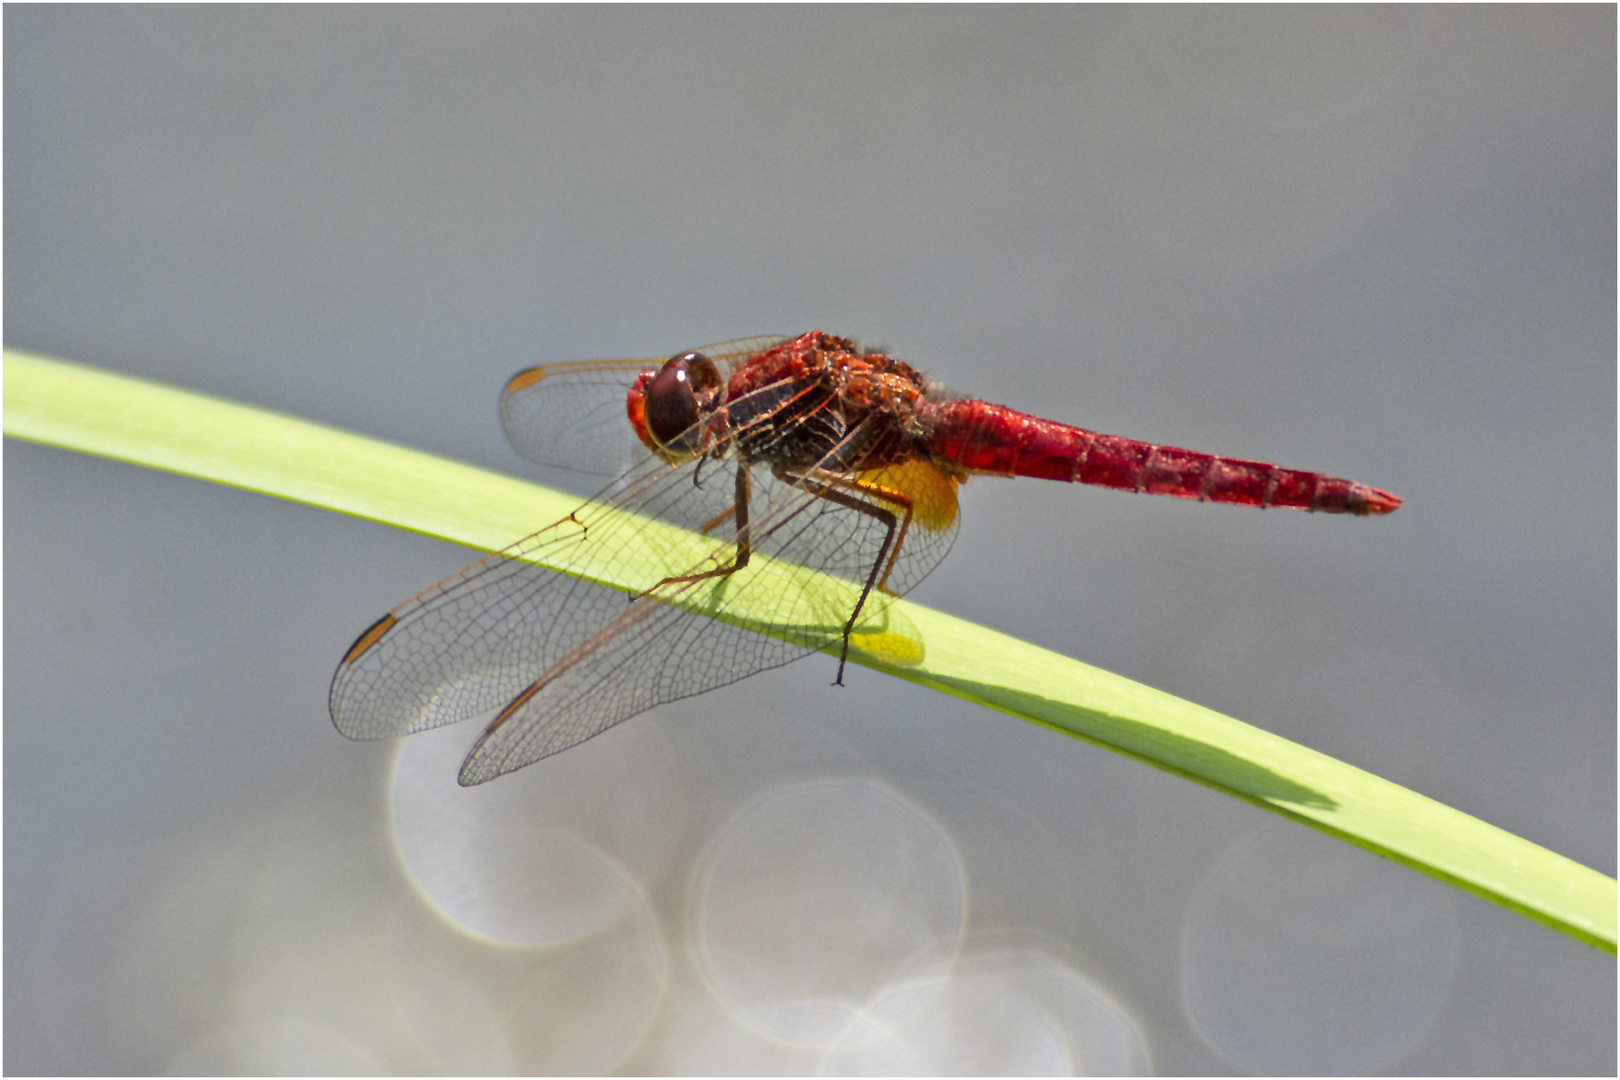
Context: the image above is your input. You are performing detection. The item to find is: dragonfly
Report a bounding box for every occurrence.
[330,331,1400,785]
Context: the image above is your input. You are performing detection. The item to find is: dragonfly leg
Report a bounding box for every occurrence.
[700,503,738,536]
[634,464,753,598]
[830,474,917,596]
[772,465,914,685]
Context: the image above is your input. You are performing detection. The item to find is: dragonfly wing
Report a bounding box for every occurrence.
[329,449,745,742]
[693,335,794,366]
[455,575,819,784]
[501,358,660,476]
[455,435,960,785]
[499,338,791,477]
[337,355,964,785]
[331,540,596,740]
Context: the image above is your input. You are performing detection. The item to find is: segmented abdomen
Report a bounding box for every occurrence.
[923,399,1400,515]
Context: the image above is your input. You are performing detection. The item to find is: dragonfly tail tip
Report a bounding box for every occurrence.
[1358,486,1403,516]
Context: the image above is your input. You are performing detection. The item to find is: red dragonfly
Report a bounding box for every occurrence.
[331,332,1399,785]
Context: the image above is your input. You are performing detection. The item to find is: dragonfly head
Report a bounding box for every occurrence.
[627,350,726,462]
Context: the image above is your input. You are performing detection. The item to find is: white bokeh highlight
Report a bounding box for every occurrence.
[820,950,1151,1076]
[692,778,967,1047]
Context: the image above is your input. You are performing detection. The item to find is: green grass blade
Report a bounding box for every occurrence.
[7,348,1614,952]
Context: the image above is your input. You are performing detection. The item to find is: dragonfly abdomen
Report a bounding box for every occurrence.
[923,399,1400,515]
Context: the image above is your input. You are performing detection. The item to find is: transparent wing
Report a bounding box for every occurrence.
[453,429,964,785]
[329,444,745,743]
[451,467,871,784]
[499,358,659,478]
[333,358,961,784]
[499,336,792,476]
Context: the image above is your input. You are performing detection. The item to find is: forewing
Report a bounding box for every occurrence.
[457,410,964,785]
[328,448,745,743]
[692,335,794,367]
[337,352,964,785]
[500,358,660,477]
[499,337,791,476]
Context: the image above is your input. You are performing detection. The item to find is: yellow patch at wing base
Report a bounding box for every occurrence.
[858,458,961,531]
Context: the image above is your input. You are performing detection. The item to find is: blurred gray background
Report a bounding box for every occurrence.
[6,7,1613,1074]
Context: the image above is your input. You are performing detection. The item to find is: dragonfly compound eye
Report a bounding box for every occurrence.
[644,351,723,453]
